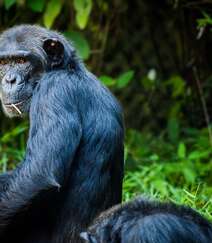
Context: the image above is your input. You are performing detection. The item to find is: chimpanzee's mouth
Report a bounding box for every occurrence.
[4,99,25,107]
[3,96,32,115]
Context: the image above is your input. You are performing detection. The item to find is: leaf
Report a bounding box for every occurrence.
[182,168,196,184]
[27,0,45,12]
[99,76,115,86]
[1,125,28,143]
[167,118,179,143]
[117,70,134,88]
[153,179,168,195]
[76,12,89,29]
[73,0,92,29]
[167,75,185,98]
[65,31,90,60]
[43,0,63,28]
[177,142,186,159]
[197,11,212,29]
[188,151,210,160]
[74,0,88,11]
[4,0,16,10]
[149,154,159,161]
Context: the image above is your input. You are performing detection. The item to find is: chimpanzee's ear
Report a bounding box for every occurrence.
[80,232,97,243]
[43,38,64,68]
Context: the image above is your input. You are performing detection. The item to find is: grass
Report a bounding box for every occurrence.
[123,162,212,220]
[123,128,212,220]
[0,123,211,220]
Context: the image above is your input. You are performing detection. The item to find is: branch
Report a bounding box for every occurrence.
[193,67,212,147]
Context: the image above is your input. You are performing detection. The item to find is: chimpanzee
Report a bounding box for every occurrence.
[0,25,124,243]
[81,197,212,243]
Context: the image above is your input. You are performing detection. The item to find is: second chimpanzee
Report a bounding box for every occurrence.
[0,25,124,243]
[81,197,212,243]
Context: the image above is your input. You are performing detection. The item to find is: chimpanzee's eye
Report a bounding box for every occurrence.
[0,59,9,65]
[16,57,27,64]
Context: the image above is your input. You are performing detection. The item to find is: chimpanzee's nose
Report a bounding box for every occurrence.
[3,73,22,85]
[5,73,16,84]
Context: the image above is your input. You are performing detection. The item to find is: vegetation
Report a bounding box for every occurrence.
[0,0,211,220]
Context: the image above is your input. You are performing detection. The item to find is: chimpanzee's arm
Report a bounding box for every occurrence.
[0,172,12,193]
[0,71,82,224]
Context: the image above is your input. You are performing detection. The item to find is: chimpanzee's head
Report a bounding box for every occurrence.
[80,198,212,243]
[0,25,76,117]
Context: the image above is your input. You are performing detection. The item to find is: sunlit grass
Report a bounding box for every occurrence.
[123,162,212,220]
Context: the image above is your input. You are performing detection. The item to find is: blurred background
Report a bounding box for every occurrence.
[0,0,211,219]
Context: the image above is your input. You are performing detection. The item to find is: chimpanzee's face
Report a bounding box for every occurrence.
[0,52,44,117]
[0,28,65,118]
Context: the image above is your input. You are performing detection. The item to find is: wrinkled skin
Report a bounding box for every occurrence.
[0,26,66,117]
[0,56,43,117]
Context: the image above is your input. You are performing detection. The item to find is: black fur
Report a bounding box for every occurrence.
[0,25,124,243]
[81,197,212,243]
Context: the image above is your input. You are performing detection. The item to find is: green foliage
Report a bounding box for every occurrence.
[168,118,180,143]
[99,75,115,86]
[124,167,212,220]
[166,75,185,98]
[197,12,212,29]
[43,0,63,28]
[27,0,45,13]
[116,71,134,88]
[74,0,92,29]
[0,0,211,219]
[65,31,91,60]
[123,128,212,220]
[100,70,134,88]
[177,142,186,159]
[0,123,27,171]
[4,0,16,10]
[1,124,27,143]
